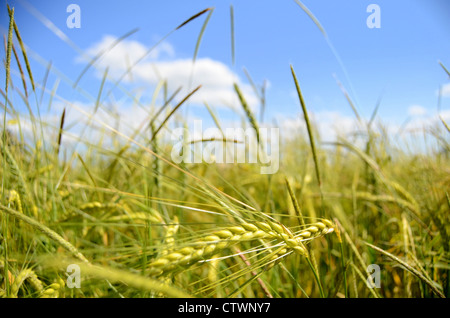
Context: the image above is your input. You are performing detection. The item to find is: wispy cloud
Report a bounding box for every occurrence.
[441,83,450,98]
[408,104,427,116]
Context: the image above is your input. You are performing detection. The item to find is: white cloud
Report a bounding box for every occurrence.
[441,83,450,98]
[276,110,363,143]
[275,106,450,148]
[407,105,427,116]
[77,35,175,70]
[77,35,258,110]
[440,109,450,122]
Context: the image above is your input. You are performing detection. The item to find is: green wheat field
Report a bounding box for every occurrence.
[1,4,449,299]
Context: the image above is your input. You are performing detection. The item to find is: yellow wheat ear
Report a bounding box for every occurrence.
[147,219,334,277]
[10,268,44,298]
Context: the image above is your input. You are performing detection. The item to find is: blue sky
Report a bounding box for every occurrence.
[1,0,450,145]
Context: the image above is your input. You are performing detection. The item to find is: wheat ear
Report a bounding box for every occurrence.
[148,219,334,276]
[10,268,44,297]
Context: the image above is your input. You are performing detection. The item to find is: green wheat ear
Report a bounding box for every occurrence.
[5,6,14,94]
[7,5,36,92]
[290,65,321,188]
[234,83,260,144]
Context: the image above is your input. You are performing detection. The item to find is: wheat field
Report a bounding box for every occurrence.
[1,3,449,300]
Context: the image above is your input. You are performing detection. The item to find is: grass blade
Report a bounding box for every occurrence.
[290,65,322,189]
[149,86,182,129]
[11,41,28,98]
[73,28,138,88]
[230,5,235,66]
[334,74,362,123]
[0,204,89,264]
[40,60,52,104]
[94,67,109,113]
[109,8,211,93]
[242,68,260,100]
[151,85,201,142]
[368,91,384,128]
[285,177,305,226]
[56,107,66,157]
[438,60,450,78]
[77,153,98,188]
[292,0,326,36]
[260,80,267,123]
[193,8,214,63]
[365,242,445,298]
[293,0,360,116]
[176,8,213,30]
